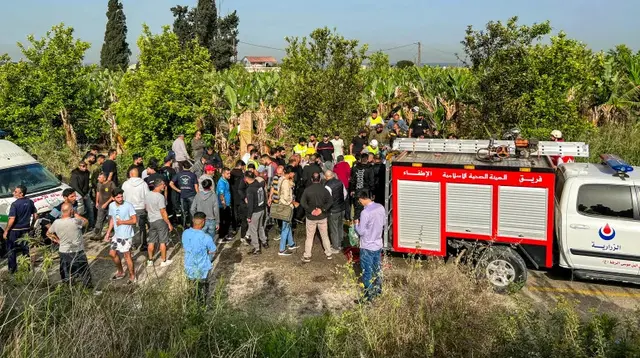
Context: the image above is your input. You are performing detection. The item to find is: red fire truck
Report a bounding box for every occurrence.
[384,138,640,290]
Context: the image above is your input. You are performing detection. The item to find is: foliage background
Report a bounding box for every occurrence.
[0,16,639,169]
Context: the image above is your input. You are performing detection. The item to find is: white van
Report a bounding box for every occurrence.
[0,140,84,235]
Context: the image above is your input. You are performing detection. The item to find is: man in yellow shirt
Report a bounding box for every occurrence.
[365,110,383,128]
[293,137,308,156]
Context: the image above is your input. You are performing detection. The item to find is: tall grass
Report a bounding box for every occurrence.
[584,122,640,165]
[2,258,640,357]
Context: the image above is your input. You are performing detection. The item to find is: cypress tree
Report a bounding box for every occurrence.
[194,0,217,50]
[170,0,239,70]
[100,0,131,71]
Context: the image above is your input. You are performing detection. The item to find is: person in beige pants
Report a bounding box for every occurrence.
[300,172,334,262]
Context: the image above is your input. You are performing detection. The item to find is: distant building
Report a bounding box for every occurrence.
[241,56,280,72]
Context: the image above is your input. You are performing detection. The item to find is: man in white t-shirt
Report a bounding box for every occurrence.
[330,132,344,162]
[104,188,138,283]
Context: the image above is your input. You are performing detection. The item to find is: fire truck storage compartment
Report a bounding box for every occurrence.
[395,180,441,252]
[389,151,555,265]
[498,186,548,240]
[446,183,492,235]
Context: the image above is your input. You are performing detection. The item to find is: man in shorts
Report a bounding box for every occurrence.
[104,188,137,283]
[145,179,174,267]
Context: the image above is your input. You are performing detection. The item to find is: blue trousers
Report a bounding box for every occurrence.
[7,229,30,274]
[360,248,382,300]
[279,221,295,252]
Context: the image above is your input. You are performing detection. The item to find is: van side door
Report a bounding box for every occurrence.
[564,181,640,275]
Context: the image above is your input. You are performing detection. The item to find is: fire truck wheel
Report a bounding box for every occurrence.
[477,246,527,292]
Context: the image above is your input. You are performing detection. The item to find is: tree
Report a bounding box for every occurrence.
[115,25,215,158]
[212,11,239,70]
[461,17,551,132]
[396,60,415,69]
[170,1,239,70]
[100,0,131,71]
[170,5,195,46]
[280,28,367,139]
[0,24,97,153]
[193,0,217,50]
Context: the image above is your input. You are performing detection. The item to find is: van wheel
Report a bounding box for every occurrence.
[477,246,527,292]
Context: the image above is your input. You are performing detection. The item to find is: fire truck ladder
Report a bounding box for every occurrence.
[391,138,590,157]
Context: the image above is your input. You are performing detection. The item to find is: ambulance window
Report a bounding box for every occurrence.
[577,184,634,219]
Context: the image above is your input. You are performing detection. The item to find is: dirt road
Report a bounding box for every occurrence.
[2,230,640,317]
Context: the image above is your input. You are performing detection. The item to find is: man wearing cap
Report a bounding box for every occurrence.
[409,112,429,139]
[127,153,145,179]
[350,129,368,156]
[316,134,335,168]
[172,134,191,171]
[199,164,217,191]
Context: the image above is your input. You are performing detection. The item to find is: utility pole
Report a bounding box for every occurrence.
[417,42,422,67]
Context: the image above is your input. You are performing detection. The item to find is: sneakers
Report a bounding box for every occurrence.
[160,259,173,267]
[278,249,293,256]
[146,260,154,267]
[249,248,261,255]
[273,236,281,241]
[111,273,125,281]
[221,236,234,243]
[331,248,341,255]
[326,255,333,260]
[301,256,311,263]
[241,236,250,246]
[262,242,270,250]
[288,243,300,250]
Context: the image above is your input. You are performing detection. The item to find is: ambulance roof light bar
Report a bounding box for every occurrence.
[601,154,634,180]
[392,138,590,158]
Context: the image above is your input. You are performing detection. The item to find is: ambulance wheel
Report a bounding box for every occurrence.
[477,246,527,292]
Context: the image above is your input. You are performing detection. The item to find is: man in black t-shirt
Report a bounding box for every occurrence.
[409,114,429,138]
[127,153,145,179]
[169,161,199,227]
[158,155,178,222]
[102,149,119,187]
[350,129,368,156]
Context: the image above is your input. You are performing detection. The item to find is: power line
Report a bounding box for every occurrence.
[368,43,417,53]
[238,41,286,52]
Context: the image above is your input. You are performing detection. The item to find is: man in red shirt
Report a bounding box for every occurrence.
[333,155,352,220]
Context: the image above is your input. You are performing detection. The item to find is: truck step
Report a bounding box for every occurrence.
[573,269,640,285]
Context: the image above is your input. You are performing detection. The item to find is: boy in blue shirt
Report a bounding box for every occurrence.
[104,188,138,283]
[182,211,217,304]
[216,167,233,242]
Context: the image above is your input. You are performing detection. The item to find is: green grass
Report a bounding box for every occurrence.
[2,257,640,358]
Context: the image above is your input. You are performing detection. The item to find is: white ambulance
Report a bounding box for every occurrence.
[0,140,84,236]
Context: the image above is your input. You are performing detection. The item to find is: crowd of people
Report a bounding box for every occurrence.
[4,111,421,302]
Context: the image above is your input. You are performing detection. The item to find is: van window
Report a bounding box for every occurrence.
[577,184,634,219]
[0,163,61,198]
